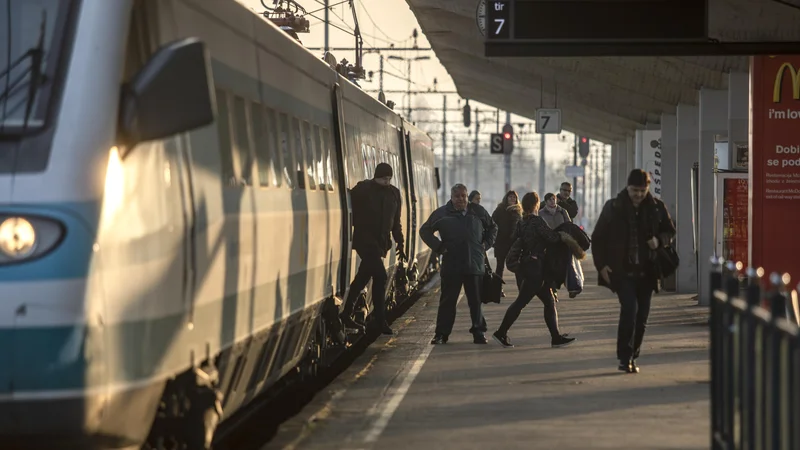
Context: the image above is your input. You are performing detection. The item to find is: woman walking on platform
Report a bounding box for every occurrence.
[491,190,523,281]
[492,192,576,349]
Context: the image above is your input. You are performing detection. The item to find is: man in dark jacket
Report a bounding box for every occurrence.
[341,163,405,336]
[421,183,498,344]
[542,182,579,220]
[592,169,676,374]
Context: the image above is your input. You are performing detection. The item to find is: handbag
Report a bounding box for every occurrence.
[481,253,505,304]
[656,245,680,278]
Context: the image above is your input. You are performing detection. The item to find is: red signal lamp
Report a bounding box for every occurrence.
[503,132,511,139]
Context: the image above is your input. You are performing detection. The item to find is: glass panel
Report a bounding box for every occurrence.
[322,128,335,190]
[214,89,236,186]
[361,143,369,181]
[291,117,305,189]
[232,96,254,186]
[263,108,281,187]
[278,113,294,189]
[302,121,316,190]
[312,125,327,190]
[251,105,275,187]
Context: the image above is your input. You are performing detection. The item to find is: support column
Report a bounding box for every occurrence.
[676,104,699,294]
[610,143,619,197]
[626,134,635,174]
[728,72,749,171]
[661,114,678,218]
[698,88,728,306]
[660,114,678,292]
[635,130,644,169]
[613,139,628,195]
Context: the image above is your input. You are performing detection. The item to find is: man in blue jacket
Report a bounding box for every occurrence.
[420,183,498,344]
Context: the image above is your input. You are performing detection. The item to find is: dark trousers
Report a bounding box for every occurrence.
[494,252,507,278]
[615,275,654,361]
[343,252,388,325]
[436,274,487,336]
[498,260,560,338]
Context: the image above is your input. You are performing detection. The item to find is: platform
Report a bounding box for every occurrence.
[267,258,710,450]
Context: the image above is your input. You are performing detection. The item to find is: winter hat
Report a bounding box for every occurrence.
[627,169,650,187]
[374,162,393,178]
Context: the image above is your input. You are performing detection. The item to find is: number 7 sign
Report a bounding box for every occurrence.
[535,108,562,134]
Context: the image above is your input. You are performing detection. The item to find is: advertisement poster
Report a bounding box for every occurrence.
[722,178,749,263]
[750,55,800,277]
[641,130,662,199]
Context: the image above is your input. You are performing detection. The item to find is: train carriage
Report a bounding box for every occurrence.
[0,0,438,448]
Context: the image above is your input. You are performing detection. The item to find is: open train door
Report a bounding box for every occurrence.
[331,83,353,304]
[399,127,419,277]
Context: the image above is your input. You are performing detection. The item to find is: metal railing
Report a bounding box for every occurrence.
[710,257,800,450]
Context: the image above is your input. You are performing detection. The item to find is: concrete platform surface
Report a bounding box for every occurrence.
[266,257,710,450]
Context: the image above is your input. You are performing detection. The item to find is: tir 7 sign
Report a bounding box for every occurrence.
[535,108,562,134]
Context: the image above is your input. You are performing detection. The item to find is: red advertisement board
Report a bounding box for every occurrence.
[722,178,749,264]
[750,56,800,278]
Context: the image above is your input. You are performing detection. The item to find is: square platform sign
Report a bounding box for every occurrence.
[535,108,562,134]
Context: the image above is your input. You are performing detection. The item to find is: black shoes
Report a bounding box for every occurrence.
[473,332,488,344]
[551,334,576,348]
[618,359,640,374]
[492,331,514,348]
[380,324,394,336]
[430,334,448,344]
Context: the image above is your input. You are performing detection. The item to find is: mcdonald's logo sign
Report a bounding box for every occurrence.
[773,62,800,103]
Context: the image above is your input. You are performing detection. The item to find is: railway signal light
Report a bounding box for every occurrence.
[578,136,590,158]
[502,124,513,154]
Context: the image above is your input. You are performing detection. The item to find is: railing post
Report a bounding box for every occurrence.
[710,256,725,449]
[742,267,764,449]
[746,267,765,308]
[770,273,790,319]
[722,261,742,443]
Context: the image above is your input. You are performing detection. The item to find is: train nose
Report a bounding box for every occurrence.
[0,321,107,448]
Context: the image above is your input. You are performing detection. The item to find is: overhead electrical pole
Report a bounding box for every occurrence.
[474,108,480,189]
[442,95,447,204]
[505,111,512,194]
[538,133,546,195]
[324,0,329,53]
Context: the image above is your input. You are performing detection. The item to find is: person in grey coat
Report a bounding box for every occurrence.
[421,183,498,344]
[539,193,572,229]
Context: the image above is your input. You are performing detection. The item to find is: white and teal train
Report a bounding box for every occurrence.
[0,0,439,448]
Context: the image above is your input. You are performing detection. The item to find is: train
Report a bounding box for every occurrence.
[0,0,439,448]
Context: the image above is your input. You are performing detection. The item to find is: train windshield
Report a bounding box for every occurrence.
[0,0,71,134]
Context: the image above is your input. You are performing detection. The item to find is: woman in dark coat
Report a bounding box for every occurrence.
[491,190,522,280]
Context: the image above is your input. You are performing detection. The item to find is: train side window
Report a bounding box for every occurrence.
[251,105,276,187]
[361,143,369,180]
[264,108,282,187]
[312,125,327,190]
[302,121,317,190]
[322,128,335,191]
[232,96,254,186]
[214,89,236,186]
[291,117,307,189]
[278,112,295,189]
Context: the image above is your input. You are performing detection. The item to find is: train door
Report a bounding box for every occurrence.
[398,128,416,261]
[331,83,352,298]
[402,130,419,265]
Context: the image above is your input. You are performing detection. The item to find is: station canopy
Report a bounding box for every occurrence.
[405,0,800,143]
